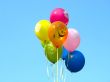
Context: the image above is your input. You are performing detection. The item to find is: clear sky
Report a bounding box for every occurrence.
[0,0,110,82]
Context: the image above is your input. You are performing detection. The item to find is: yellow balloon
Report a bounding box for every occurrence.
[34,20,51,41]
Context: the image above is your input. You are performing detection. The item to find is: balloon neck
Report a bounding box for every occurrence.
[56,46,59,48]
[44,40,49,44]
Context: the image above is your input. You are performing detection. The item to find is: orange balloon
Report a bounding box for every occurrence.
[48,21,68,48]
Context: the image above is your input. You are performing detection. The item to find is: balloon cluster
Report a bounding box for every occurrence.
[34,8,85,73]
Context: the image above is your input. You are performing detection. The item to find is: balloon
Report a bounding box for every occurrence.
[48,21,68,48]
[63,28,80,52]
[45,41,62,64]
[41,41,45,48]
[34,20,51,41]
[62,47,68,60]
[50,8,69,25]
[65,50,85,72]
[40,40,50,48]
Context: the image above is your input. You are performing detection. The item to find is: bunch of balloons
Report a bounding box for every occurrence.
[34,8,85,73]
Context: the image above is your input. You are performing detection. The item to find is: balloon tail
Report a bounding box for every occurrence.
[60,65,62,79]
[60,60,66,82]
[60,60,64,81]
[63,70,66,82]
[45,45,49,78]
[46,66,50,78]
[67,52,69,67]
[54,77,56,82]
[64,78,66,82]
[62,68,64,81]
[56,48,58,82]
[62,61,66,82]
[45,44,51,79]
[47,62,54,80]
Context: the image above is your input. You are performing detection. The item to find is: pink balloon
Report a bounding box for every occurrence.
[50,8,69,25]
[63,28,80,52]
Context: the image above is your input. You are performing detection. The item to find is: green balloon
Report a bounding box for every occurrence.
[41,41,45,48]
[40,40,50,48]
[45,42,62,64]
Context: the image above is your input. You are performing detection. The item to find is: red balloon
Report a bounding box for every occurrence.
[50,8,69,25]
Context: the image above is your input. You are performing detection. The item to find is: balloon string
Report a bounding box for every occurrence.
[61,60,65,82]
[60,60,64,81]
[47,66,49,78]
[44,42,50,79]
[67,52,69,67]
[56,48,58,82]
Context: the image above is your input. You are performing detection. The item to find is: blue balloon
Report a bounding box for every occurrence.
[65,50,85,72]
[62,47,68,60]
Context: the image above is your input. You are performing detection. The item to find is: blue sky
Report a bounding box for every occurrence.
[0,0,110,82]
